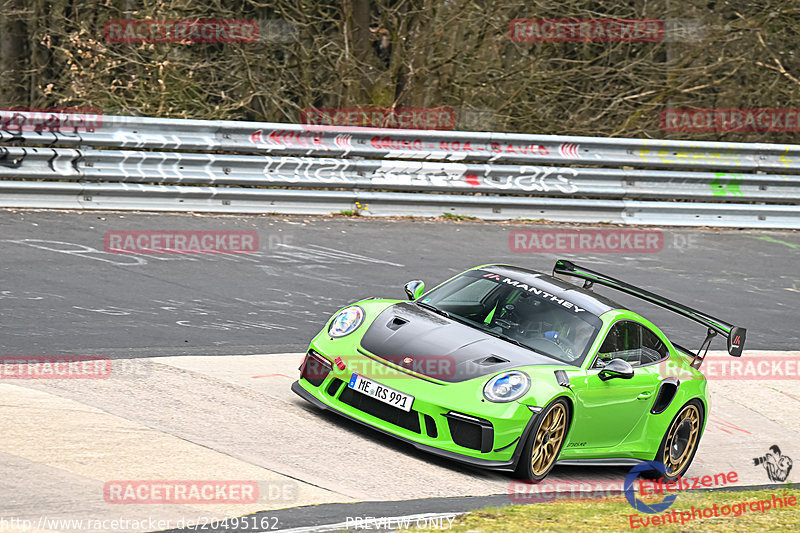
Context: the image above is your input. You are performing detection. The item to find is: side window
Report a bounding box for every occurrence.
[594,321,643,367]
[640,326,668,364]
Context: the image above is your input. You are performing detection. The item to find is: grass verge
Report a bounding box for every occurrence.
[414,487,800,533]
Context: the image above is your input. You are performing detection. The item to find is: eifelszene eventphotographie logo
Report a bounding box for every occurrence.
[624,462,678,514]
[624,461,738,514]
[753,445,793,482]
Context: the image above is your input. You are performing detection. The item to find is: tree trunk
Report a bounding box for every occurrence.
[0,0,28,106]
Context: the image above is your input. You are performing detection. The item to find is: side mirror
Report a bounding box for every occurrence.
[404,280,425,300]
[598,358,634,381]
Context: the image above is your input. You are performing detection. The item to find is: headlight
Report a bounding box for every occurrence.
[328,306,365,338]
[483,371,530,403]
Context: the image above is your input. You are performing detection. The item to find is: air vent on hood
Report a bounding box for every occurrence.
[476,355,509,365]
[386,316,408,331]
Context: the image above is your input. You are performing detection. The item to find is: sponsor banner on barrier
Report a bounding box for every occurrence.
[251,128,567,160]
[103,19,260,43]
[0,108,103,132]
[510,18,664,42]
[1,356,112,379]
[661,108,800,132]
[104,230,259,254]
[301,107,457,130]
[510,229,664,253]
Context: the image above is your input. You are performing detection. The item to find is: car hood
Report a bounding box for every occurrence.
[359,302,566,383]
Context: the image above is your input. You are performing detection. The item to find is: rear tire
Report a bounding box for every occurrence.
[645,399,704,482]
[515,398,570,482]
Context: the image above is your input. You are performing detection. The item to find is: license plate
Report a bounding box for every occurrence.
[348,373,414,412]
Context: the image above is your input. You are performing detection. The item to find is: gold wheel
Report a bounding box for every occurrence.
[662,404,701,476]
[530,402,567,476]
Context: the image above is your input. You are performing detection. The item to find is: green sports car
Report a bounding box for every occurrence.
[292,260,746,481]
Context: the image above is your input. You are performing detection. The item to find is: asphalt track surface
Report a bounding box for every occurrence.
[1,210,799,532]
[2,210,799,355]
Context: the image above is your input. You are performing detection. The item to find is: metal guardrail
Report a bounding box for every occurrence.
[2,112,800,227]
[2,147,800,202]
[5,113,800,171]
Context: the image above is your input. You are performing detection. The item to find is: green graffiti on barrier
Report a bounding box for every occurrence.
[711,173,743,196]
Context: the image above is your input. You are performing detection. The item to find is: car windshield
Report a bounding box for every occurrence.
[420,270,602,366]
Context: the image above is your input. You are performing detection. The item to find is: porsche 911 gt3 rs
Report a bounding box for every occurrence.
[292,260,746,481]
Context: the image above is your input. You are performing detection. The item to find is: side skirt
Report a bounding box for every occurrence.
[556,458,645,467]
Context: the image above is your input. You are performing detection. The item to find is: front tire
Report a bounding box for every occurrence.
[649,400,704,481]
[515,398,570,482]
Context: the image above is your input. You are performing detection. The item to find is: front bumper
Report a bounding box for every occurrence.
[292,348,539,471]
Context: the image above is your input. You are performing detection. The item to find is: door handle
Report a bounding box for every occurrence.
[637,391,652,400]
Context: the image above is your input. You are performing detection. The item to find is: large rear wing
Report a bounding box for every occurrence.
[553,260,746,366]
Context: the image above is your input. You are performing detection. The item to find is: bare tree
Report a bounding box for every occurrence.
[1,0,799,142]
[0,0,29,105]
